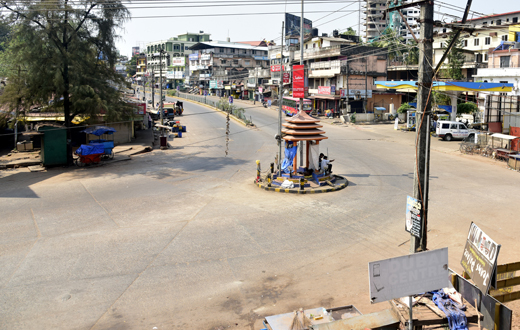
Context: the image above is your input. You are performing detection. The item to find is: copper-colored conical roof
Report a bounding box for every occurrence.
[285,110,320,124]
[282,111,327,142]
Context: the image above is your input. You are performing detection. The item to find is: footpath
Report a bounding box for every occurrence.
[0,128,155,170]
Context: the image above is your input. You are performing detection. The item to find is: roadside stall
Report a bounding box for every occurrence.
[489,133,519,161]
[75,126,116,166]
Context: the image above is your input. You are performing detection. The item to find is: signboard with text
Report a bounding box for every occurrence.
[283,72,291,84]
[285,13,313,39]
[171,57,185,66]
[369,248,449,304]
[461,222,501,294]
[292,65,305,98]
[318,86,331,95]
[134,103,146,115]
[405,195,422,238]
[270,65,284,72]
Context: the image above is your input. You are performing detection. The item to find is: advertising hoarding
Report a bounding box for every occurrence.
[188,53,199,61]
[270,65,284,72]
[369,248,449,304]
[340,89,373,98]
[200,54,211,61]
[170,57,185,66]
[318,86,331,95]
[460,222,501,294]
[285,13,313,39]
[293,65,305,98]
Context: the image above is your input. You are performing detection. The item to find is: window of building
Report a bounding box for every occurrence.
[507,18,510,22]
[370,4,376,8]
[513,17,518,23]
[485,37,491,45]
[244,60,250,66]
[463,40,468,47]
[502,35,508,41]
[500,56,510,68]
[313,43,316,48]
[474,38,479,46]
[491,20,494,24]
[440,42,444,48]
[483,21,488,25]
[231,49,235,53]
[484,54,488,61]
[233,60,238,65]
[414,11,418,13]
[185,46,189,50]
[443,28,447,33]
[496,19,501,25]
[408,10,413,13]
[219,48,224,53]
[305,44,308,49]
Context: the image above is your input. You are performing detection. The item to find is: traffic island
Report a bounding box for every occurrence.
[255,174,348,194]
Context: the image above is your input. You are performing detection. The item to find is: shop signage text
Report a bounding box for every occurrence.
[461,222,501,294]
[369,248,449,304]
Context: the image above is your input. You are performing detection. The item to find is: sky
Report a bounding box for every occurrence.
[115,0,514,58]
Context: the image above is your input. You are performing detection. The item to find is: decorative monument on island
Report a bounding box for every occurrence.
[255,110,348,193]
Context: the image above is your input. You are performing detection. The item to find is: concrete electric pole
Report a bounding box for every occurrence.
[411,1,434,253]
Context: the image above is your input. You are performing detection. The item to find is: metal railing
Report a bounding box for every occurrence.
[176,92,252,125]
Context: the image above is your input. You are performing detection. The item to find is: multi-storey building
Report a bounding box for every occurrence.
[431,11,520,80]
[363,0,420,44]
[188,40,269,97]
[135,53,147,85]
[145,31,211,87]
[280,31,394,114]
[363,0,387,42]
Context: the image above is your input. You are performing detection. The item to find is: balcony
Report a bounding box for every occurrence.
[308,60,346,78]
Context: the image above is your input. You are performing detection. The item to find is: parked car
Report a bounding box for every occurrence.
[436,120,476,141]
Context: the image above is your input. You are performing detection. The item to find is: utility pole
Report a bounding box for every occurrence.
[299,0,304,115]
[278,22,284,177]
[364,58,368,114]
[346,62,350,113]
[411,1,434,253]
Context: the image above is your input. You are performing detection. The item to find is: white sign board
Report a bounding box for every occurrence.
[368,248,448,304]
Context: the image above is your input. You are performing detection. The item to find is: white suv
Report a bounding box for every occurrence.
[436,121,475,141]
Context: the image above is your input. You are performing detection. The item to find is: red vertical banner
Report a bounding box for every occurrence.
[292,65,305,98]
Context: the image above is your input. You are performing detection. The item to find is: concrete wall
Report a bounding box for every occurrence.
[86,122,132,146]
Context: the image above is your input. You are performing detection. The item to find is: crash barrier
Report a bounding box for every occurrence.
[176,92,252,125]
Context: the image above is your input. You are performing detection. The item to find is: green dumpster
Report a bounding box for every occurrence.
[38,125,67,166]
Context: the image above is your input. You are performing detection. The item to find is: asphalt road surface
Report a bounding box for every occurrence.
[1,94,519,330]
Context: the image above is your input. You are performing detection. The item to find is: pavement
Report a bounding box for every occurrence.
[0,128,155,169]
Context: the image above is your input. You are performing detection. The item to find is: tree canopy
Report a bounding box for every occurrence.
[342,27,357,36]
[0,0,132,133]
[442,32,465,81]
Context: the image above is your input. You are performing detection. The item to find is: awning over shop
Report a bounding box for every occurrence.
[309,94,341,100]
[491,133,520,140]
[375,81,514,92]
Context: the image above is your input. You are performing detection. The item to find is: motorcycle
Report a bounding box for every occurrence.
[262,100,268,108]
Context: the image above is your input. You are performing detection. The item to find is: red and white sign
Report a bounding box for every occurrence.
[283,72,291,84]
[135,103,146,115]
[318,86,331,95]
[258,87,263,93]
[292,65,305,98]
[270,65,284,72]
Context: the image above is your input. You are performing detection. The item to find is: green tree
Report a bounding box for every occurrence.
[372,28,404,62]
[342,27,357,36]
[457,102,478,115]
[405,40,419,65]
[1,0,131,162]
[126,54,138,77]
[398,102,413,113]
[443,31,465,80]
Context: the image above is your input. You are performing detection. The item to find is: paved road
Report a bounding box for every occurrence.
[1,94,519,329]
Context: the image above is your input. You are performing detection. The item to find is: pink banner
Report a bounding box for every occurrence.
[292,65,305,98]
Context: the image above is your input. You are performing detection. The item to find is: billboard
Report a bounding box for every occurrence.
[285,13,313,39]
[171,57,185,66]
[368,248,449,304]
[293,65,305,98]
[132,46,140,56]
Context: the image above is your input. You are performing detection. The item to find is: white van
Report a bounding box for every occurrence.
[436,121,475,141]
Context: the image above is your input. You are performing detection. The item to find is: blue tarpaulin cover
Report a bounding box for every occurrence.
[81,126,116,136]
[281,145,298,173]
[75,144,105,156]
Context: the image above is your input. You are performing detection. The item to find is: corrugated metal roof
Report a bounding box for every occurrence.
[189,41,268,51]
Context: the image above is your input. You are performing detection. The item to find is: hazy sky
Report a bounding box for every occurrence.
[116,0,513,58]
